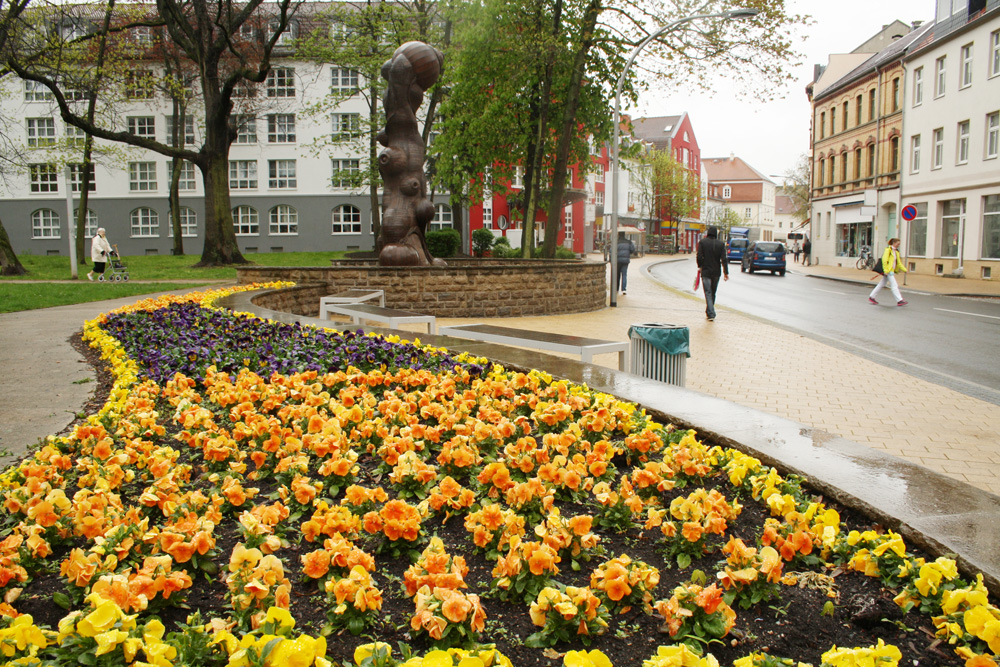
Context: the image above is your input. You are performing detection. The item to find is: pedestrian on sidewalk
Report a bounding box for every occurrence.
[868,237,908,306]
[696,225,729,321]
[87,228,113,282]
[616,233,635,295]
[792,241,801,264]
[802,237,812,266]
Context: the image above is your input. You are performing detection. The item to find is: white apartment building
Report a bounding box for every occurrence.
[1,22,453,257]
[900,0,1000,279]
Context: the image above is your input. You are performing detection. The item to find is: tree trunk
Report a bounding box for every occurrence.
[75,138,95,267]
[169,98,185,256]
[197,150,246,266]
[542,0,601,258]
[0,219,27,276]
[369,82,381,251]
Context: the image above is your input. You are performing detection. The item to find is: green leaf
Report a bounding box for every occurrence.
[348,617,365,635]
[702,615,726,637]
[53,591,72,609]
[524,632,550,648]
[677,553,692,569]
[571,559,581,571]
[78,653,97,666]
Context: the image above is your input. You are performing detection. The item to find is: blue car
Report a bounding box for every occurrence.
[741,241,787,276]
[726,238,749,263]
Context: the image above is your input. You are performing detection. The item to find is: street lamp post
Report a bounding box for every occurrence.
[609,8,759,306]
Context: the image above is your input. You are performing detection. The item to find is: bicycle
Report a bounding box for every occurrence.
[856,246,877,270]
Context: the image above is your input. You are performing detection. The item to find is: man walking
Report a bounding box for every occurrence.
[696,226,729,321]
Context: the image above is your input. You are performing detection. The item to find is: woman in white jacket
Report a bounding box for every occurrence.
[87,228,113,281]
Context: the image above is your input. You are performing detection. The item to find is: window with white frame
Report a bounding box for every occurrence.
[65,124,87,148]
[940,199,965,257]
[983,195,1000,259]
[563,207,573,241]
[511,166,524,189]
[168,207,198,237]
[130,207,159,237]
[744,207,752,219]
[233,206,259,235]
[331,68,359,93]
[233,80,257,98]
[267,19,297,44]
[910,135,921,173]
[131,25,153,45]
[430,204,452,231]
[991,29,1000,78]
[128,116,156,139]
[59,19,88,40]
[29,164,58,193]
[934,56,946,97]
[69,163,96,192]
[27,118,56,147]
[595,190,604,206]
[269,205,298,235]
[330,21,354,40]
[129,162,157,191]
[164,116,195,145]
[24,80,53,101]
[267,114,295,143]
[331,158,361,188]
[909,203,928,256]
[957,121,970,164]
[987,112,999,159]
[31,209,60,238]
[233,115,257,144]
[125,69,155,99]
[75,208,98,237]
[482,198,493,229]
[229,160,257,189]
[331,113,361,139]
[266,67,295,97]
[913,67,923,106]
[331,205,362,234]
[722,185,731,199]
[176,160,197,191]
[595,166,604,183]
[961,43,974,88]
[932,128,944,169]
[268,160,296,188]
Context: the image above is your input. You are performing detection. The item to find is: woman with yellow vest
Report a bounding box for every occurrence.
[868,238,908,306]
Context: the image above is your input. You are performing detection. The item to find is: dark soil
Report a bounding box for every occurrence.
[17,332,963,666]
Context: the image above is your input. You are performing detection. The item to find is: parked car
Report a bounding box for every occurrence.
[726,238,749,263]
[741,241,787,276]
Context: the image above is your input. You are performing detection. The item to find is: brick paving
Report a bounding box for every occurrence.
[437,254,1000,496]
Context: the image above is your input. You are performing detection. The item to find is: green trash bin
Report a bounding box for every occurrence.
[627,323,689,386]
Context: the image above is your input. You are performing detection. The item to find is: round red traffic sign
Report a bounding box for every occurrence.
[901,205,918,221]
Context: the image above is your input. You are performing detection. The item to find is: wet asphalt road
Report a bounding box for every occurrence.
[650,258,1000,405]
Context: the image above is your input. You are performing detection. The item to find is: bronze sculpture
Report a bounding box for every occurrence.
[376,41,446,267]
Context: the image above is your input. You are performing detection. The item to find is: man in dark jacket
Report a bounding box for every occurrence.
[696,226,729,321]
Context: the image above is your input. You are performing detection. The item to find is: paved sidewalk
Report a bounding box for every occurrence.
[433,254,1000,496]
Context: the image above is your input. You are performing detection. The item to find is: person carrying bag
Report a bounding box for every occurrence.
[868,238,908,306]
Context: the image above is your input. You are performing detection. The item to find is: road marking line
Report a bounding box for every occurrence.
[815,288,846,295]
[934,307,1000,321]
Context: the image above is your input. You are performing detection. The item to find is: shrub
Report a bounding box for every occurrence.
[472,228,496,257]
[425,229,461,258]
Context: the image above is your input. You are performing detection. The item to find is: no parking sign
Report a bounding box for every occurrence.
[901,205,918,221]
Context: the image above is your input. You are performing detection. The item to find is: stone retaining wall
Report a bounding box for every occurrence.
[238,260,606,317]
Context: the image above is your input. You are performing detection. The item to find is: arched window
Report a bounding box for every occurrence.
[74,208,99,237]
[233,206,259,236]
[429,203,452,231]
[269,205,298,235]
[331,205,362,234]
[168,207,198,237]
[31,209,60,239]
[130,207,159,237]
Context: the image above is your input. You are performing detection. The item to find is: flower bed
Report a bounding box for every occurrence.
[0,284,998,667]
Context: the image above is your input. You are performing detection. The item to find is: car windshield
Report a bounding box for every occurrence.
[756,243,783,253]
[730,239,748,248]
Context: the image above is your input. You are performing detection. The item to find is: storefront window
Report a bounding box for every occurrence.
[940,199,964,257]
[835,222,872,256]
[908,203,928,256]
[983,195,1000,259]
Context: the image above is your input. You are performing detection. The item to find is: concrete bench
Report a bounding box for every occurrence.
[439,323,628,370]
[319,289,385,319]
[323,303,436,334]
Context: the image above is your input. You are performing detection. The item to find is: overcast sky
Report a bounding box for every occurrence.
[629,0,934,182]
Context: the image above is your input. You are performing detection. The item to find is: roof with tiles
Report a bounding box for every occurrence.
[703,155,771,183]
[631,115,684,151]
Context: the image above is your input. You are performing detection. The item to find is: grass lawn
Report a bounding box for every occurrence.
[0,282,211,313]
[1,250,347,282]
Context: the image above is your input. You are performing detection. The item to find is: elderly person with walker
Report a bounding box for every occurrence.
[87,228,113,282]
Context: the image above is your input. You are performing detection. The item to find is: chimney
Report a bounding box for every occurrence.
[729,152,735,161]
[911,20,923,29]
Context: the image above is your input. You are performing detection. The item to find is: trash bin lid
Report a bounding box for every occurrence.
[628,323,690,357]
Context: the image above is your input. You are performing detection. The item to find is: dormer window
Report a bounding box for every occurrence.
[268,19,297,45]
